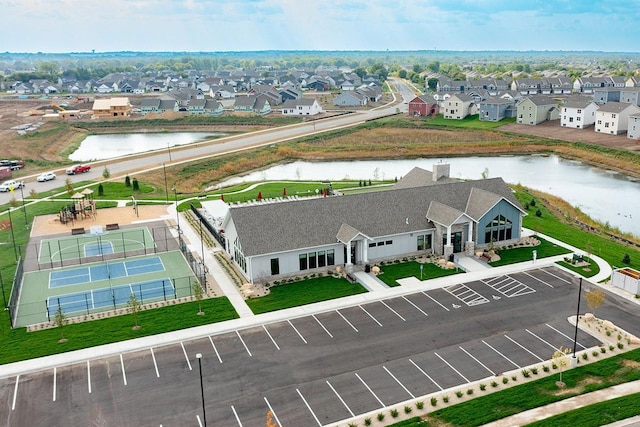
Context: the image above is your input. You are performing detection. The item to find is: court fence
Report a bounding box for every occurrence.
[7,258,24,328]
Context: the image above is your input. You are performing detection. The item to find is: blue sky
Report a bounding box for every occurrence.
[1,0,638,53]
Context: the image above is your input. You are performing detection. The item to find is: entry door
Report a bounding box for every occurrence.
[343,243,357,264]
[443,232,463,253]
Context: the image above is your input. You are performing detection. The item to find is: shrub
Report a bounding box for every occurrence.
[125,175,131,187]
[404,405,412,414]
[618,342,624,349]
[377,413,385,422]
[390,408,399,418]
[443,395,449,403]
[456,391,463,398]
[479,383,486,391]
[511,376,517,381]
[530,199,536,207]
[531,367,538,375]
[543,365,550,372]
[98,183,104,196]
[606,330,612,336]
[582,353,588,360]
[622,253,631,265]
[416,400,424,409]
[348,423,357,427]
[466,389,474,395]
[502,377,509,384]
[522,369,530,378]
[552,363,558,369]
[430,397,437,407]
[535,209,542,217]
[592,351,600,357]
[491,381,498,388]
[610,345,615,351]
[600,347,606,353]
[364,417,372,426]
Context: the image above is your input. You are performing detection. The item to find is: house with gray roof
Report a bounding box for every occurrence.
[594,102,640,135]
[620,87,640,106]
[443,93,475,119]
[281,98,323,116]
[516,95,559,125]
[560,98,598,129]
[219,165,525,282]
[478,97,516,122]
[593,88,621,104]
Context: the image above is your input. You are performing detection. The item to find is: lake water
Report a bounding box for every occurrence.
[69,132,224,161]
[218,156,640,237]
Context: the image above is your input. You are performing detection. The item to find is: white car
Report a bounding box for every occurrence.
[37,172,56,182]
[0,179,25,192]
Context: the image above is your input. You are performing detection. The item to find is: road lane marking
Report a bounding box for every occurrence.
[326,380,355,417]
[355,373,385,408]
[434,352,469,383]
[504,335,544,362]
[409,359,443,391]
[263,397,282,427]
[87,361,92,393]
[459,346,495,376]
[12,375,19,410]
[209,336,223,363]
[312,314,334,338]
[359,305,383,327]
[181,342,193,370]
[236,330,253,357]
[482,340,520,369]
[336,310,358,332]
[150,348,160,377]
[402,296,429,317]
[120,354,128,386]
[287,319,308,344]
[383,366,415,399]
[231,405,243,427]
[421,291,450,311]
[526,329,563,352]
[380,300,406,321]
[52,367,57,401]
[546,323,587,350]
[297,388,322,426]
[262,325,281,350]
[523,271,554,288]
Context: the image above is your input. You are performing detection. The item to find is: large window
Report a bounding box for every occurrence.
[300,250,334,271]
[318,251,326,267]
[327,249,335,266]
[270,258,280,275]
[484,215,513,243]
[308,252,317,269]
[299,254,307,270]
[417,234,432,251]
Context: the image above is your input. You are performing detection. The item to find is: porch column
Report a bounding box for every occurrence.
[465,220,476,256]
[467,220,474,242]
[446,225,452,246]
[346,241,352,265]
[362,240,369,263]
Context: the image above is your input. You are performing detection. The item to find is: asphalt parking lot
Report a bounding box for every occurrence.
[2,266,639,427]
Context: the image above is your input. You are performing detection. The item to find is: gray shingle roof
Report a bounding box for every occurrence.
[426,201,465,227]
[596,102,637,114]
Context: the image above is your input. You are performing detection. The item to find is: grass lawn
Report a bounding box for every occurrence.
[488,236,571,267]
[425,114,516,130]
[377,261,461,287]
[557,256,600,278]
[245,276,368,314]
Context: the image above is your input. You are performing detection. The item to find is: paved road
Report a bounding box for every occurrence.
[2,266,638,426]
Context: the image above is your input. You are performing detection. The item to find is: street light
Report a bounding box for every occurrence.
[572,277,583,361]
[196,353,206,427]
[171,184,180,232]
[162,163,169,205]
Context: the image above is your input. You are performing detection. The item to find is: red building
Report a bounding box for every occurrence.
[408,95,439,117]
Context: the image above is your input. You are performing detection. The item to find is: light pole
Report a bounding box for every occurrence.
[572,277,583,361]
[162,163,169,205]
[199,215,206,286]
[19,185,28,226]
[7,208,18,262]
[167,142,172,162]
[196,353,206,427]
[171,184,180,233]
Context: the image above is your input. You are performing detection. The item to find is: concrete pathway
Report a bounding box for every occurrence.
[353,270,389,291]
[456,253,491,272]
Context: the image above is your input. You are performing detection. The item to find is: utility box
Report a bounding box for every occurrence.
[612,267,640,295]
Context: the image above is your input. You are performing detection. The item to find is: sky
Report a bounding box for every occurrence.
[1,0,639,53]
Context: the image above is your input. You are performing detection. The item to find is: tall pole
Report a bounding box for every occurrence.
[162,163,169,205]
[0,270,7,308]
[572,277,583,359]
[167,143,172,162]
[172,186,180,233]
[7,208,18,262]
[199,216,206,286]
[19,185,28,226]
[196,353,206,427]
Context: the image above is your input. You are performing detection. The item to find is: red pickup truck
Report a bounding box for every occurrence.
[66,164,91,175]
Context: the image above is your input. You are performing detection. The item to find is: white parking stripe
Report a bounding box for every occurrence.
[53,367,57,402]
[87,361,92,393]
[326,380,355,417]
[380,300,406,321]
[409,359,443,391]
[402,296,429,317]
[180,342,193,370]
[526,328,563,351]
[434,352,469,383]
[312,314,334,338]
[297,388,322,426]
[336,310,358,332]
[120,354,128,385]
[262,325,281,350]
[12,375,19,410]
[540,268,571,284]
[288,319,308,344]
[359,305,383,327]
[263,397,282,427]
[459,346,495,376]
[422,291,450,311]
[231,405,243,427]
[504,334,544,362]
[355,373,385,408]
[197,415,203,427]
[209,336,223,363]
[523,271,554,287]
[150,348,160,377]
[482,340,520,369]
[383,366,415,399]
[236,331,253,357]
[546,323,587,350]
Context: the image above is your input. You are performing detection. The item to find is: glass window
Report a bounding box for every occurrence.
[308,252,317,269]
[270,258,279,275]
[318,251,326,268]
[377,241,384,246]
[386,240,393,245]
[327,249,335,266]
[299,254,307,270]
[369,243,376,248]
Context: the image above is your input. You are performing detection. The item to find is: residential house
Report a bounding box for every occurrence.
[140,98,161,115]
[478,98,516,122]
[279,88,302,102]
[281,98,323,116]
[443,94,475,120]
[203,99,224,115]
[408,95,439,117]
[620,88,640,106]
[511,78,542,95]
[628,114,640,140]
[560,98,598,129]
[158,99,179,114]
[593,88,621,104]
[333,91,367,107]
[210,85,236,99]
[594,102,640,135]
[625,76,640,88]
[437,78,471,92]
[357,86,382,103]
[187,98,206,114]
[233,95,258,112]
[91,97,132,118]
[516,95,559,125]
[573,77,609,94]
[547,77,574,95]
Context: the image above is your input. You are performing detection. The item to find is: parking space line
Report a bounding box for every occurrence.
[120,354,128,385]
[540,268,571,284]
[312,314,334,338]
[383,366,415,399]
[262,325,281,350]
[87,361,92,393]
[12,375,19,410]
[53,367,57,401]
[504,335,544,362]
[236,331,253,357]
[263,397,282,427]
[402,296,429,317]
[459,346,495,375]
[380,300,406,321]
[336,310,358,332]
[434,352,470,383]
[296,388,322,426]
[546,323,587,350]
[523,271,554,288]
[526,329,563,352]
[208,336,223,363]
[409,359,443,391]
[231,405,243,427]
[287,319,308,344]
[355,373,385,408]
[482,340,520,369]
[150,348,160,377]
[326,380,355,417]
[180,342,193,370]
[359,305,383,327]
[197,415,203,427]
[422,291,450,311]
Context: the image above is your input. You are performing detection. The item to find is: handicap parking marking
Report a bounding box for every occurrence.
[482,275,536,297]
[443,284,490,306]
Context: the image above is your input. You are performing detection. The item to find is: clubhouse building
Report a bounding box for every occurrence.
[219,165,526,283]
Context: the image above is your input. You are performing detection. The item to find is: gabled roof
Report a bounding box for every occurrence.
[426,201,466,227]
[336,223,371,244]
[392,167,456,189]
[519,95,556,107]
[596,102,640,114]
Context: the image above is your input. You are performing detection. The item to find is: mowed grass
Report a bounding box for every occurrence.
[245,276,368,314]
[425,114,516,130]
[489,236,571,266]
[557,256,600,278]
[377,261,461,287]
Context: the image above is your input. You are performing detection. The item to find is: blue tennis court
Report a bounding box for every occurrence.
[84,241,114,257]
[49,256,165,288]
[47,279,175,315]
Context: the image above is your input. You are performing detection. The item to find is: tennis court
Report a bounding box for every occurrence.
[49,256,165,288]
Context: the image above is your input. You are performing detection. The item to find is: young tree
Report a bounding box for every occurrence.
[65,178,74,196]
[193,282,205,315]
[98,183,104,196]
[102,166,111,179]
[622,253,631,265]
[132,178,140,191]
[124,175,131,187]
[585,288,606,316]
[584,240,594,261]
[54,305,68,343]
[553,346,571,387]
[127,293,141,330]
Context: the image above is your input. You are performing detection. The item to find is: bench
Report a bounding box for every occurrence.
[71,228,85,235]
[106,223,119,231]
[346,272,358,283]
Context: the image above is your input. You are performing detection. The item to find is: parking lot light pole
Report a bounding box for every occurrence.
[171,185,180,233]
[196,353,206,427]
[572,277,583,360]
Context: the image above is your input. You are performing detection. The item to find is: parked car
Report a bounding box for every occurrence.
[37,171,56,182]
[66,164,91,175]
[0,179,25,192]
[0,160,25,170]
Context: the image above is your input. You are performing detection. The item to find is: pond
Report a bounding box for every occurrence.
[217,155,640,237]
[69,132,225,161]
